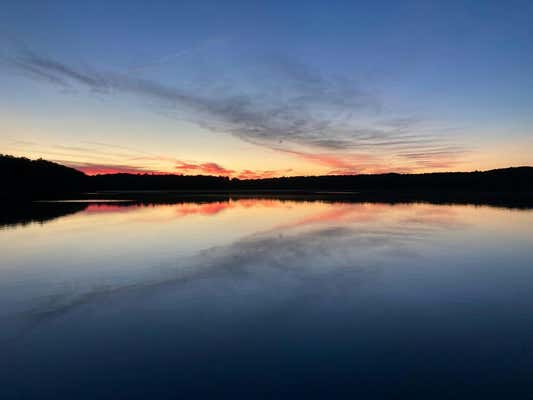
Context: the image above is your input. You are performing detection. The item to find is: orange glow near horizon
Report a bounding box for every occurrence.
[2,134,532,178]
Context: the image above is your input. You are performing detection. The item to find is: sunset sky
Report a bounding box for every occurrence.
[1,0,532,177]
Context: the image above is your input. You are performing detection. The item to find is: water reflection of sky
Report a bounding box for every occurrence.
[1,200,533,397]
[1,200,532,317]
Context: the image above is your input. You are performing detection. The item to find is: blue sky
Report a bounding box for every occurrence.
[1,0,532,175]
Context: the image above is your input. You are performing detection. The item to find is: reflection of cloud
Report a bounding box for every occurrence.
[272,203,381,231]
[173,199,293,217]
[175,202,231,216]
[12,226,395,321]
[11,201,466,323]
[84,204,141,214]
[269,202,465,233]
[3,224,391,343]
[78,199,293,220]
[2,199,480,349]
[77,202,236,221]
[399,206,467,229]
[197,226,402,273]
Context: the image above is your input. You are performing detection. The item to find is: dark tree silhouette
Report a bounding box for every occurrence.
[1,154,87,199]
[0,201,89,228]
[1,154,532,200]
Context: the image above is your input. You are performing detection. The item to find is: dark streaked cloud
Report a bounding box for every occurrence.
[2,46,469,170]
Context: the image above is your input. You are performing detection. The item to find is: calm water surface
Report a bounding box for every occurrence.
[1,199,533,398]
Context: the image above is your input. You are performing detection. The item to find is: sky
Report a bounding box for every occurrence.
[1,0,532,177]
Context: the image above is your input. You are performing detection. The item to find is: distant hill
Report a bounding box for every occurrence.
[1,154,533,199]
[236,167,533,192]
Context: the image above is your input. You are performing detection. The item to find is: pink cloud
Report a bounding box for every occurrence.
[175,202,232,216]
[175,160,234,176]
[237,169,293,180]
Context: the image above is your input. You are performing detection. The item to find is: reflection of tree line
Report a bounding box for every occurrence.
[2,194,533,229]
[0,202,89,229]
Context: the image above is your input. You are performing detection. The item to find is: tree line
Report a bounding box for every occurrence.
[2,154,532,199]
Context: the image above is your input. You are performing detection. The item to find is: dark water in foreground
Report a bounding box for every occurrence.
[1,199,533,398]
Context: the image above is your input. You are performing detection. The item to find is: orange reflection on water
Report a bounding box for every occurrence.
[175,202,231,216]
[69,198,532,240]
[173,198,293,217]
[85,203,141,214]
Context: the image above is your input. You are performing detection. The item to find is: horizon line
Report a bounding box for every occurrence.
[2,153,532,180]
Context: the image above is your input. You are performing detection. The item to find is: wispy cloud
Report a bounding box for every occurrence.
[60,155,291,178]
[2,44,469,172]
[59,160,164,175]
[127,36,231,73]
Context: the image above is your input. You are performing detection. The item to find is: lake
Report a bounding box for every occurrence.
[1,198,533,398]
